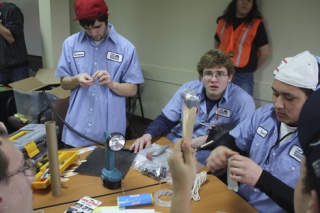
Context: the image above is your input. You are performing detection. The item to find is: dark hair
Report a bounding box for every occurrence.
[303,157,320,206]
[79,14,108,28]
[0,128,9,183]
[197,49,235,80]
[299,88,314,97]
[216,0,262,27]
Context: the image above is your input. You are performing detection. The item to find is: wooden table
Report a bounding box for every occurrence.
[33,137,258,212]
[37,175,258,213]
[32,169,160,210]
[32,147,159,210]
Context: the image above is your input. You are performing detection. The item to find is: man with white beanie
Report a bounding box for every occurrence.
[206,50,320,213]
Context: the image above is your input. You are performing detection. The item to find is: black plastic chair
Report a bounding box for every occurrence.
[127,84,145,124]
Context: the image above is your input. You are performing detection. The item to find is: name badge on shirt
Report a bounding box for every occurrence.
[257,126,268,138]
[73,51,85,58]
[216,108,230,118]
[289,145,303,163]
[107,52,123,63]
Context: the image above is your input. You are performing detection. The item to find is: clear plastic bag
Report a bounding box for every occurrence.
[131,144,172,182]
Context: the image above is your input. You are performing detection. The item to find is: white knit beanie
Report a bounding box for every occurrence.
[273,50,320,91]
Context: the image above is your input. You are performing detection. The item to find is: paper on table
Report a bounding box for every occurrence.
[100,209,155,213]
[91,206,119,213]
[78,145,97,155]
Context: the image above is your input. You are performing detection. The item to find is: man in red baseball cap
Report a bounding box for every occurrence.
[73,0,110,41]
[73,0,109,21]
[55,0,144,148]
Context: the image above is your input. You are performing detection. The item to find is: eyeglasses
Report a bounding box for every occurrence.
[0,159,37,181]
[203,71,228,79]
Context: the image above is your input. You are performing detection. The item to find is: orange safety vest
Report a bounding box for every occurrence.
[216,18,262,68]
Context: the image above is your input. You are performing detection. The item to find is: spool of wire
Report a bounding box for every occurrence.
[154,189,173,207]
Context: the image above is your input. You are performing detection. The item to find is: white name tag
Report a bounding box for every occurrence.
[257,126,268,138]
[216,108,230,118]
[107,52,123,63]
[289,145,303,162]
[73,51,85,58]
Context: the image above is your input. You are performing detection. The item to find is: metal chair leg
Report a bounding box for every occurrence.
[127,84,145,124]
[137,85,145,124]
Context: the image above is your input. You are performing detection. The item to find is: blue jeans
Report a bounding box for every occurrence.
[0,65,29,85]
[232,72,254,96]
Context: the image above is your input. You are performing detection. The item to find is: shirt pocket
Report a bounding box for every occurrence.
[74,56,93,75]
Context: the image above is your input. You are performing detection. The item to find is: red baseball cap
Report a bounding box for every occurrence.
[73,0,109,21]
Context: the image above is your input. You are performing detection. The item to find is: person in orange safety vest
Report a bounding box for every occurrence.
[214,0,270,97]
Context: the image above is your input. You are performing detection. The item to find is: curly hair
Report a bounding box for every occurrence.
[197,49,235,80]
[216,0,262,27]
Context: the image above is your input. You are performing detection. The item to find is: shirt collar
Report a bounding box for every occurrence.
[195,82,206,101]
[222,84,232,102]
[270,106,281,123]
[197,83,230,104]
[105,24,117,44]
[79,23,117,45]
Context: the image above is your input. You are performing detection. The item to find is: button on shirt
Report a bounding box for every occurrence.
[230,104,301,213]
[55,24,144,147]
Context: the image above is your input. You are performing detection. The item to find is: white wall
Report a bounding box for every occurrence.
[84,0,319,120]
[13,0,311,119]
[7,0,42,56]
[254,0,320,105]
[14,0,320,118]
[38,0,70,69]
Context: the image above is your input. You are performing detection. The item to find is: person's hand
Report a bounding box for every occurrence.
[78,73,94,88]
[168,139,197,192]
[92,70,114,88]
[0,122,7,134]
[129,134,152,153]
[169,139,196,213]
[206,146,238,172]
[228,154,263,187]
[191,135,207,148]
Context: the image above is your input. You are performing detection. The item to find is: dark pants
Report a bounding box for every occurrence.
[0,65,29,85]
[232,72,254,96]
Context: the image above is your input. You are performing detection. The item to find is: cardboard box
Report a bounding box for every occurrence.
[8,69,70,123]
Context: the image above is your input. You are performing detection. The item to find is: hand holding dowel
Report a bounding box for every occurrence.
[181,89,200,142]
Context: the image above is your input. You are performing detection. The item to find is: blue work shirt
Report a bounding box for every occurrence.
[230,104,302,213]
[55,24,144,147]
[164,80,255,164]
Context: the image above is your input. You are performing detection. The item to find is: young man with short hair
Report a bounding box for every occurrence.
[130,49,255,166]
[56,0,144,147]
